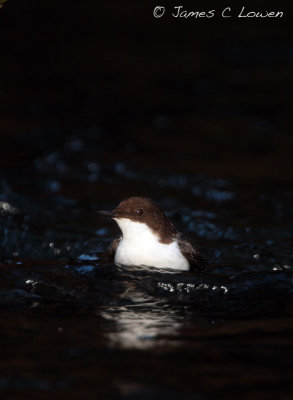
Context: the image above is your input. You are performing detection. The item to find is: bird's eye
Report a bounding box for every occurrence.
[136,208,143,216]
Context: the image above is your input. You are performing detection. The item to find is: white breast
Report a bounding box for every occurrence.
[113,218,189,271]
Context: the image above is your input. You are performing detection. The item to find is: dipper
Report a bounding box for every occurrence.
[98,197,205,271]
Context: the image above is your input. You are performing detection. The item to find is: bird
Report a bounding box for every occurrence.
[98,197,205,271]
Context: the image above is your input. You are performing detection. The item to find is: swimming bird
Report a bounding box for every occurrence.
[98,197,205,271]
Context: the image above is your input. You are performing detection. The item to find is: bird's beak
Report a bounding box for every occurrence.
[97,210,117,218]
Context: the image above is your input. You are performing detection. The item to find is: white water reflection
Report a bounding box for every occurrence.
[100,306,183,350]
[0,201,19,215]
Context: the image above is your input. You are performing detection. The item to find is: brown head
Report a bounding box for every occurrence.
[98,197,176,244]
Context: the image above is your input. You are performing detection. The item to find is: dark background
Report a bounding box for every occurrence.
[0,0,292,181]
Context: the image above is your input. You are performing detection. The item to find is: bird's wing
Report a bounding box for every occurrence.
[108,235,122,258]
[175,232,206,272]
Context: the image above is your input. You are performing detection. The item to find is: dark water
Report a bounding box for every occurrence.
[1,130,293,400]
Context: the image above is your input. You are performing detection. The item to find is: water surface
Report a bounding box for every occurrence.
[1,129,292,400]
